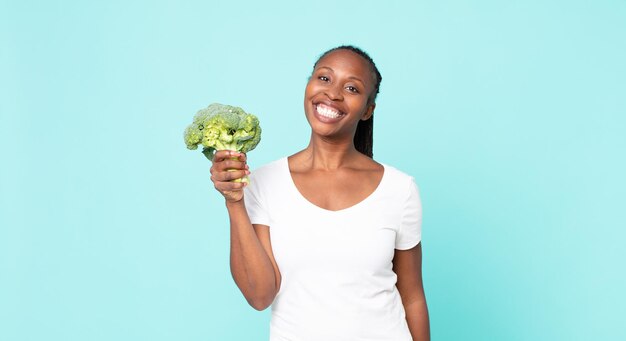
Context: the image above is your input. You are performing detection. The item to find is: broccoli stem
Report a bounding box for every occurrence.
[201,148,249,183]
[227,156,249,184]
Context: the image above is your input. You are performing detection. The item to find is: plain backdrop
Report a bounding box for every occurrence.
[1,0,625,340]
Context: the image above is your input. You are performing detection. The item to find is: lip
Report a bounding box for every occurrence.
[312,102,346,124]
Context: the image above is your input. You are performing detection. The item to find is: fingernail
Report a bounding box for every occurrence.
[245,170,250,175]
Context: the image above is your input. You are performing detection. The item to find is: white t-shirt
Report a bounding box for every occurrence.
[243,157,423,341]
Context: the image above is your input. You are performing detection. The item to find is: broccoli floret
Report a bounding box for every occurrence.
[184,125,203,150]
[183,103,262,183]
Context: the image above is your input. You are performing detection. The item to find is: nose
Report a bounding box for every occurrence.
[325,83,343,101]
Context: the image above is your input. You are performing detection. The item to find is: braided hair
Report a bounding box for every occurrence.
[312,45,382,158]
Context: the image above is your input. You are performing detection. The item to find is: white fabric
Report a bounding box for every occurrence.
[244,157,422,341]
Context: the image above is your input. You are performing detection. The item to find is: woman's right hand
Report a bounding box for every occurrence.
[210,150,250,203]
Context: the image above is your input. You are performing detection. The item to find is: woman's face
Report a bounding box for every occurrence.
[304,49,376,140]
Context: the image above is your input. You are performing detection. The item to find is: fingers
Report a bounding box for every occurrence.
[210,151,249,175]
[210,150,250,200]
[212,150,247,162]
[212,150,231,162]
[212,169,249,182]
[214,180,246,192]
[222,159,247,171]
[234,152,247,162]
[211,160,247,174]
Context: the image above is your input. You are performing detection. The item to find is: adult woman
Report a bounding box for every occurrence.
[210,46,430,341]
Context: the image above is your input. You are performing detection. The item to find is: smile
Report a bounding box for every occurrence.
[315,103,344,119]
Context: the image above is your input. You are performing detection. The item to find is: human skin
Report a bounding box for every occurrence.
[210,150,280,311]
[210,49,430,340]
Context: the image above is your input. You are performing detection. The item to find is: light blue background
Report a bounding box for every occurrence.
[1,0,625,340]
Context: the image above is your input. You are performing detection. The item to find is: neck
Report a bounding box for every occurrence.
[301,134,362,170]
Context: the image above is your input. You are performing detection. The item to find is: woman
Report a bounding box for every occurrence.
[210,46,430,341]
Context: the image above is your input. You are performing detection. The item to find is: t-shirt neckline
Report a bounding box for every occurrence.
[282,156,387,214]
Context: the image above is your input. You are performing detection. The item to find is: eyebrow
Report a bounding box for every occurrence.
[316,66,366,85]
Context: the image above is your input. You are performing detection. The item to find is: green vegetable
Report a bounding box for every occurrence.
[184,103,262,183]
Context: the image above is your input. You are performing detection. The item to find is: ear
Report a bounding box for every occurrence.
[361,103,376,121]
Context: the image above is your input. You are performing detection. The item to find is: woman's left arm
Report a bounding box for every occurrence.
[393,243,430,341]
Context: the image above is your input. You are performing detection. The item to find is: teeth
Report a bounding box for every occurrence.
[316,104,342,119]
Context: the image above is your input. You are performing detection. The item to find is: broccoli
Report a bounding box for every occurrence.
[184,103,262,183]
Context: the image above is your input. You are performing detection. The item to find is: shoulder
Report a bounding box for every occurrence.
[381,163,416,187]
[247,157,288,189]
[377,163,421,206]
[249,157,285,176]
[244,157,290,210]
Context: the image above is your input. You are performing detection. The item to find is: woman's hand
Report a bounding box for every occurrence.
[210,150,250,203]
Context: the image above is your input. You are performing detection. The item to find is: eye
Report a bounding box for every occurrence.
[346,86,359,93]
[318,75,330,82]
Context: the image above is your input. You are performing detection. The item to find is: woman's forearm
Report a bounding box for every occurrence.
[405,298,430,341]
[226,200,277,310]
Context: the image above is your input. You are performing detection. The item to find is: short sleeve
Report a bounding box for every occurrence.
[395,177,423,250]
[243,174,270,226]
